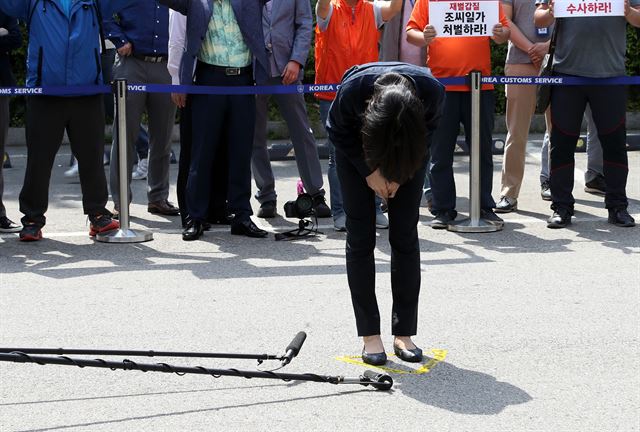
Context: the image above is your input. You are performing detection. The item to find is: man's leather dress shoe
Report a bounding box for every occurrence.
[230,219,268,238]
[148,200,180,216]
[182,221,204,241]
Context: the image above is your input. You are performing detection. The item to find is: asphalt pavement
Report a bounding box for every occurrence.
[0,138,638,432]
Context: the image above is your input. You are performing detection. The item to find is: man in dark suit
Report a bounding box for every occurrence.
[0,10,21,233]
[160,0,271,241]
[251,0,330,219]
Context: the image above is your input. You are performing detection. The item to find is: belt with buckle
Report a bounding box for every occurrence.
[204,64,252,76]
[131,53,167,63]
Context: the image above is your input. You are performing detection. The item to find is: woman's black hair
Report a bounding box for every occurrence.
[361,72,427,184]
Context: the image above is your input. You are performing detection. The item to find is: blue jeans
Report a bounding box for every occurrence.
[319,100,382,221]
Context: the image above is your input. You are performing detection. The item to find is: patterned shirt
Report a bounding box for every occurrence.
[198,0,251,67]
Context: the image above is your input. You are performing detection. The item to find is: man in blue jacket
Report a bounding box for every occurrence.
[0,10,21,233]
[0,0,129,241]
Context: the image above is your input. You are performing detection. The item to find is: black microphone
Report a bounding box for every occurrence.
[281,332,307,366]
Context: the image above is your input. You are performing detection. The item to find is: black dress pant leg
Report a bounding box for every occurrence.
[429,91,461,213]
[66,95,109,216]
[549,81,588,213]
[337,151,379,336]
[388,163,427,336]
[0,96,9,218]
[586,84,628,210]
[225,73,255,222]
[19,97,67,227]
[177,101,192,227]
[209,132,229,221]
[187,70,227,222]
[179,95,230,226]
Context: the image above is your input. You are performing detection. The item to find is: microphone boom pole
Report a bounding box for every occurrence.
[0,332,393,391]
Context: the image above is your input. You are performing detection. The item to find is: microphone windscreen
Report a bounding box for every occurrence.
[285,332,307,357]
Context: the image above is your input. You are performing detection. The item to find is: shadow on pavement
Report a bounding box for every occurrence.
[0,237,346,281]
[453,222,573,254]
[13,389,367,432]
[391,360,532,415]
[566,215,640,254]
[2,212,635,281]
[0,383,290,407]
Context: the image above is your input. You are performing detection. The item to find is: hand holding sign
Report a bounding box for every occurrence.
[429,0,500,38]
[491,23,504,38]
[554,0,623,17]
[423,24,437,45]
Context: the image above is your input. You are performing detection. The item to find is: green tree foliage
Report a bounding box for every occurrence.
[626,26,640,110]
[490,42,507,114]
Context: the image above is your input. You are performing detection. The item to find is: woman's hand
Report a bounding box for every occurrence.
[366,169,390,199]
[387,181,400,199]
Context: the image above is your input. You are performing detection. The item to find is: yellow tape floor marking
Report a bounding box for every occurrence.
[335,349,447,374]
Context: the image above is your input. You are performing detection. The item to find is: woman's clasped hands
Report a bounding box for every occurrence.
[366,168,400,200]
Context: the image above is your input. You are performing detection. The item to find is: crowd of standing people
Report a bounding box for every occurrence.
[0,0,639,242]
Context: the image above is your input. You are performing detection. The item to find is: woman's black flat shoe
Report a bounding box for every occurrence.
[394,345,423,363]
[362,348,387,366]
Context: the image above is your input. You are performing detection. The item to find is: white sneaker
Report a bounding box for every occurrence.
[334,213,346,232]
[375,212,389,229]
[132,158,148,180]
[64,161,79,178]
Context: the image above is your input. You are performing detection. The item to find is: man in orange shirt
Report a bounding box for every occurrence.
[315,0,401,231]
[407,1,510,228]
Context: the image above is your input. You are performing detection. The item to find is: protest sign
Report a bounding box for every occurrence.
[554,0,623,17]
[429,0,499,37]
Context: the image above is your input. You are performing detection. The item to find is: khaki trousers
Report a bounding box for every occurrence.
[501,63,551,198]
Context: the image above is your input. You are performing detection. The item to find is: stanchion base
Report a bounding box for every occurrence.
[95,229,153,243]
[447,217,503,233]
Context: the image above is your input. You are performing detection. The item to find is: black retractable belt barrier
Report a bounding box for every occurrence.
[0,332,393,391]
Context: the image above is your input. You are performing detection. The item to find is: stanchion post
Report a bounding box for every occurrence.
[96,80,153,243]
[448,71,502,233]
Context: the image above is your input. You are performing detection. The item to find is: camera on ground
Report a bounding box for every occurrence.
[283,193,314,219]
